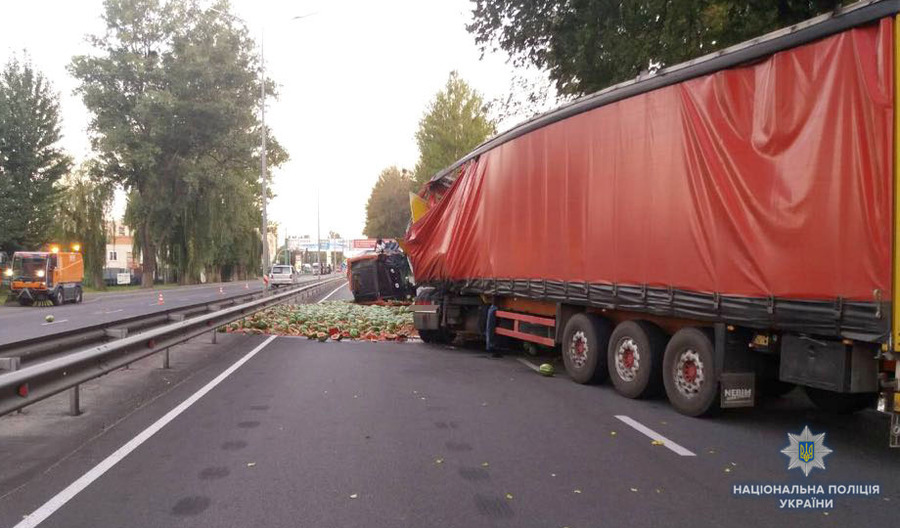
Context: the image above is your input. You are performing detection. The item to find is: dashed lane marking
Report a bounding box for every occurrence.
[515,357,542,373]
[318,281,348,303]
[615,415,696,457]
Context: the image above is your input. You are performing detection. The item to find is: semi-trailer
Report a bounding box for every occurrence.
[405,0,900,445]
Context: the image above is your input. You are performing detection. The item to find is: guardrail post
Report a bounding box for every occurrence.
[211,329,218,344]
[163,348,170,369]
[0,357,21,372]
[104,328,129,369]
[70,385,81,416]
[1,358,23,413]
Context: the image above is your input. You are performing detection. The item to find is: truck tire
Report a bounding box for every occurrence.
[75,287,83,304]
[607,320,667,399]
[561,313,612,384]
[662,327,719,416]
[804,387,875,414]
[52,288,64,306]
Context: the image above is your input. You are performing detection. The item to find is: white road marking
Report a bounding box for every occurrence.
[92,309,123,315]
[516,357,542,373]
[14,335,279,528]
[318,281,348,303]
[40,319,68,326]
[614,415,696,457]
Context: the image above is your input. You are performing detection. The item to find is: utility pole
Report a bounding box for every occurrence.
[205,8,316,279]
[260,32,269,278]
[316,188,321,275]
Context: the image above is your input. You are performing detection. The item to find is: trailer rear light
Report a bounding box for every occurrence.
[17,384,28,397]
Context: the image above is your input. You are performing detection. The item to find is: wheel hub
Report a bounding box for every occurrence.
[674,349,704,397]
[569,331,589,369]
[615,337,640,382]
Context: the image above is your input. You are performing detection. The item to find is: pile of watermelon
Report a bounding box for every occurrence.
[222,301,417,342]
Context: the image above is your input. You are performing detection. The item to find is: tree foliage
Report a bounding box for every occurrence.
[54,162,114,288]
[0,57,71,252]
[414,71,495,184]
[364,167,416,239]
[71,0,287,286]
[468,0,844,97]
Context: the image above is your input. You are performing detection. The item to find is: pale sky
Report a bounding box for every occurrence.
[0,0,538,244]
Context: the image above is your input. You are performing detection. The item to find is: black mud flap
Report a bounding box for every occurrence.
[720,373,756,408]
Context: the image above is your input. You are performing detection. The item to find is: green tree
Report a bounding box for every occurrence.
[54,162,114,288]
[364,167,416,239]
[414,71,495,184]
[468,0,844,97]
[0,56,71,252]
[71,0,286,286]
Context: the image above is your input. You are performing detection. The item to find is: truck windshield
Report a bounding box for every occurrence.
[12,255,47,281]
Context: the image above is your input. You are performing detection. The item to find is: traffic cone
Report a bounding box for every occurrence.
[157,293,164,305]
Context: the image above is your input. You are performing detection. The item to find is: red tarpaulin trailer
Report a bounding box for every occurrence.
[406,18,893,340]
[405,3,900,432]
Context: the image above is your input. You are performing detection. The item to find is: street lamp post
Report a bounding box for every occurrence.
[207,8,316,280]
[260,33,269,278]
[317,188,321,275]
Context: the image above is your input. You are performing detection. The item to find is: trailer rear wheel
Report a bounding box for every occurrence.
[804,387,875,414]
[663,327,719,416]
[608,320,666,399]
[561,313,612,384]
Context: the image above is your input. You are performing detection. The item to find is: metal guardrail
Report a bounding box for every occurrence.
[0,276,343,416]
[0,276,327,365]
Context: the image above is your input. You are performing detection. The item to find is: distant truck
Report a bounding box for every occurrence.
[405,1,900,445]
[5,246,84,306]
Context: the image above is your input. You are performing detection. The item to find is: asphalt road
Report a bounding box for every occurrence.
[0,275,336,346]
[1,331,897,528]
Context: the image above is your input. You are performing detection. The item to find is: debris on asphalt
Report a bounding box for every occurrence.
[724,467,732,473]
[573,489,582,494]
[350,494,358,499]
[505,493,514,500]
[481,462,489,467]
[650,439,665,446]
[630,487,638,492]
[247,462,256,468]
[434,457,444,465]
[610,431,617,436]
[224,301,415,341]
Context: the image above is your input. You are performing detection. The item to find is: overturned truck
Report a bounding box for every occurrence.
[406,0,900,444]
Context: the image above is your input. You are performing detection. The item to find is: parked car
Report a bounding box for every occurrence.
[268,265,296,288]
